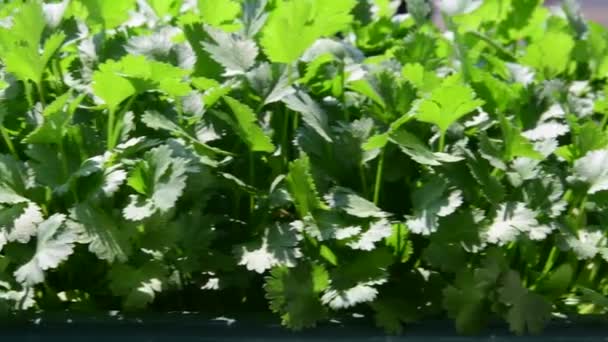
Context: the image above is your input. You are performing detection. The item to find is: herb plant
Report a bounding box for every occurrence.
[1,0,608,335]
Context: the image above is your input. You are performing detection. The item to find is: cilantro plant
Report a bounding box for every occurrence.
[1,0,608,336]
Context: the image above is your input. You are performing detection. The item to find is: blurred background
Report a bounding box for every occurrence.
[427,0,608,26]
[582,0,607,25]
[551,0,608,25]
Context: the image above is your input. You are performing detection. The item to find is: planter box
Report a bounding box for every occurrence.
[1,313,608,341]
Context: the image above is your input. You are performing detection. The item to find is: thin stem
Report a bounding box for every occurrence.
[601,112,608,129]
[538,246,559,280]
[36,81,46,107]
[281,107,290,167]
[23,81,34,107]
[59,138,79,203]
[107,108,116,150]
[0,126,18,158]
[111,96,136,148]
[54,58,65,85]
[577,194,588,229]
[339,61,349,122]
[373,147,386,205]
[359,164,368,198]
[467,31,517,62]
[292,109,299,133]
[443,13,472,83]
[58,139,70,181]
[176,98,185,126]
[588,261,600,285]
[438,132,446,152]
[249,152,255,216]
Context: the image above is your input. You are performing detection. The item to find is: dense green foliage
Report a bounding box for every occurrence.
[1,0,608,335]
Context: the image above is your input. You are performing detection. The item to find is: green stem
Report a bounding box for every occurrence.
[176,98,185,126]
[0,126,18,158]
[373,147,386,205]
[110,96,136,148]
[54,58,64,85]
[23,81,34,107]
[359,164,368,198]
[443,14,472,83]
[588,261,600,285]
[289,108,299,161]
[58,139,70,181]
[538,246,559,280]
[495,111,512,159]
[58,138,78,203]
[107,108,116,150]
[292,109,299,133]
[438,132,446,152]
[467,31,517,61]
[577,194,588,229]
[339,61,349,122]
[601,112,608,129]
[249,152,255,216]
[36,81,46,107]
[281,107,290,166]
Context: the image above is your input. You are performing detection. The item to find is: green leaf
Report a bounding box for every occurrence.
[385,222,413,263]
[346,219,393,251]
[536,264,573,297]
[260,0,357,63]
[504,121,544,161]
[147,0,183,18]
[573,149,608,194]
[199,0,241,29]
[202,26,259,76]
[77,0,137,30]
[93,55,191,112]
[26,144,68,189]
[141,110,182,135]
[579,287,608,310]
[415,81,484,133]
[71,204,132,263]
[498,270,551,335]
[423,240,467,273]
[264,263,329,329]
[562,228,608,261]
[241,0,269,38]
[283,91,333,142]
[442,270,487,334]
[390,129,463,166]
[406,179,463,235]
[485,202,552,245]
[521,31,574,78]
[246,63,296,104]
[463,148,505,203]
[108,261,167,310]
[285,155,323,217]
[123,145,189,221]
[235,222,302,273]
[0,1,57,84]
[405,0,431,25]
[14,214,77,286]
[24,91,72,144]
[324,187,388,218]
[321,249,391,309]
[40,32,66,72]
[0,154,27,199]
[92,68,136,114]
[401,63,440,92]
[223,96,275,152]
[0,202,44,250]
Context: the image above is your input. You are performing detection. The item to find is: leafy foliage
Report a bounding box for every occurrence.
[0,0,607,336]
